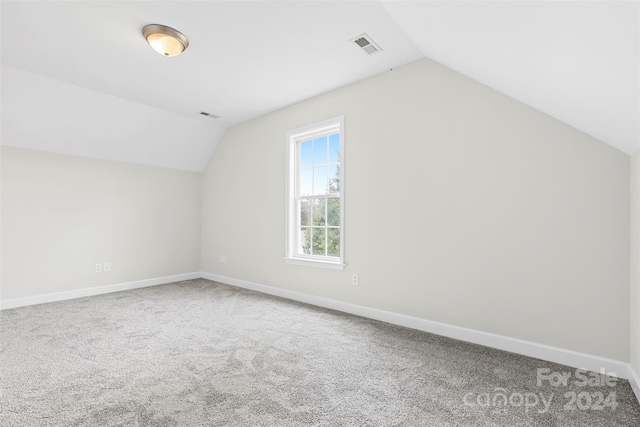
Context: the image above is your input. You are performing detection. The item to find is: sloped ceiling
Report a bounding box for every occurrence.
[381,0,639,155]
[1,1,638,172]
[1,65,225,172]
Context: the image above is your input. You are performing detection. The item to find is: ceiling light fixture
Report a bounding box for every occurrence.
[142,24,189,57]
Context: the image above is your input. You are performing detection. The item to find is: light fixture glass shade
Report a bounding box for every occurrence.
[146,33,184,57]
[142,24,189,57]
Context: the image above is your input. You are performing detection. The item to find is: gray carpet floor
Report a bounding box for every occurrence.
[1,278,639,426]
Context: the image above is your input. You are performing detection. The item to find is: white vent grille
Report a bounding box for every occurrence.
[350,33,382,56]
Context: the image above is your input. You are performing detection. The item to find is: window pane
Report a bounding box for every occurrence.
[327,197,340,226]
[288,119,343,264]
[329,133,340,163]
[312,198,326,226]
[300,140,313,168]
[329,164,340,193]
[313,136,327,165]
[327,228,340,257]
[300,227,311,254]
[311,227,326,256]
[299,199,311,226]
[300,168,312,196]
[313,166,328,195]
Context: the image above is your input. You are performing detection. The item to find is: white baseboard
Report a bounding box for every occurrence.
[0,272,200,310]
[628,365,640,404]
[2,270,634,391]
[200,272,631,380]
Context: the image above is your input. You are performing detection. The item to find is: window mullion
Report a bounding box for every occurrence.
[324,198,328,257]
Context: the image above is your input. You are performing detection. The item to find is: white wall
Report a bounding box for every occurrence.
[631,151,640,372]
[201,58,630,361]
[1,146,201,300]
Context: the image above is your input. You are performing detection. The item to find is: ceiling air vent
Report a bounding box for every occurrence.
[351,33,382,56]
[198,111,219,119]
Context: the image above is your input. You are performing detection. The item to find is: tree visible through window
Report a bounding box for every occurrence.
[299,134,340,256]
[286,117,344,268]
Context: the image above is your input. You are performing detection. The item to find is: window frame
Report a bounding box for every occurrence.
[285,116,345,270]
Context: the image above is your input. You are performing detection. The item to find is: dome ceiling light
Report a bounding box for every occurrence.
[142,24,189,57]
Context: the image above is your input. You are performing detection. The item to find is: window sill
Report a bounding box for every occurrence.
[284,257,345,271]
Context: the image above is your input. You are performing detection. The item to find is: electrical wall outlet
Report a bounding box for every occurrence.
[95,263,102,273]
[219,255,228,264]
[352,274,359,285]
[103,262,111,272]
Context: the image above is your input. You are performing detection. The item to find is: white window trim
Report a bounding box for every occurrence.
[285,115,345,270]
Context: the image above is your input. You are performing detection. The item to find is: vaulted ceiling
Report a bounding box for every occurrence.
[1,1,638,171]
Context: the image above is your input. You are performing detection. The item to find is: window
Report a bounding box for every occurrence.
[286,116,344,269]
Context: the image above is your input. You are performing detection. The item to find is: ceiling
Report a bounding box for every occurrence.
[381,0,639,155]
[1,1,638,171]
